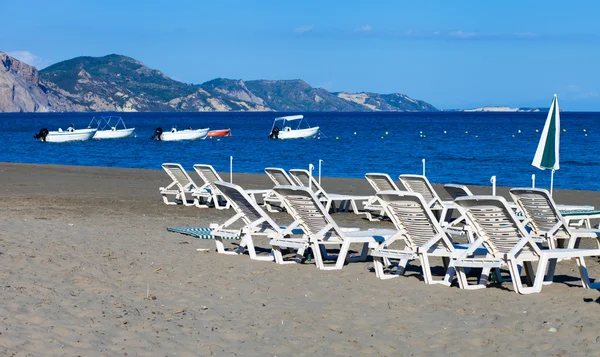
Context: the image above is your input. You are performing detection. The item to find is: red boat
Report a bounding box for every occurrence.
[207,129,232,137]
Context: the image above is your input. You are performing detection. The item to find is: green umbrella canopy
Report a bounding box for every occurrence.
[532,94,560,171]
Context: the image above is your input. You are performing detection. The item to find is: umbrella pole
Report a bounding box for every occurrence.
[550,169,555,196]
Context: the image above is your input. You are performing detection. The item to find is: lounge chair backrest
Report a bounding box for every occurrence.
[289,169,328,198]
[273,185,343,242]
[509,188,569,238]
[193,164,223,190]
[454,196,540,257]
[365,173,403,193]
[265,167,296,186]
[443,184,473,199]
[215,181,279,231]
[399,175,441,208]
[377,190,447,250]
[162,163,197,190]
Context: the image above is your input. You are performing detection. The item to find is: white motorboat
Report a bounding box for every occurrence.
[34,125,97,143]
[89,116,135,139]
[150,127,210,141]
[268,115,319,140]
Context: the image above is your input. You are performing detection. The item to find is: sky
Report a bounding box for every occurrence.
[2,0,600,110]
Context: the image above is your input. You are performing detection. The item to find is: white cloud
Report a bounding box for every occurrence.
[565,84,598,99]
[294,25,314,34]
[6,50,51,69]
[355,25,373,33]
[447,30,480,38]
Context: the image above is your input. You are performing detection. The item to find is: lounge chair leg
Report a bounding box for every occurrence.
[373,257,399,280]
[312,243,325,269]
[396,259,409,275]
[215,238,239,256]
[455,267,470,289]
[162,194,177,205]
[443,263,456,285]
[575,257,600,289]
[420,254,451,286]
[543,258,557,285]
[334,242,352,270]
[272,247,284,264]
[245,234,273,261]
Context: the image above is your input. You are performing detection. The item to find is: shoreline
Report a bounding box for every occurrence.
[1,162,600,355]
[2,161,599,202]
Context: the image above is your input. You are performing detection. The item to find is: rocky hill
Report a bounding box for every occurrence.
[1,52,438,112]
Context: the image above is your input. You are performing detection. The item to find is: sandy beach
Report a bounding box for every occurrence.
[1,162,599,356]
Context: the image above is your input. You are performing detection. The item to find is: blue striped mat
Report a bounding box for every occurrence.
[560,209,600,217]
[167,227,241,240]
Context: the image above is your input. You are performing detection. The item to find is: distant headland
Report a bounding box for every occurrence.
[461,106,544,113]
[0,52,438,113]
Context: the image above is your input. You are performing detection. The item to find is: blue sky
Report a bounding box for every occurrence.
[3,0,600,110]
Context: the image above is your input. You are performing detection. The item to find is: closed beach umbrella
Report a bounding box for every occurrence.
[532,94,560,195]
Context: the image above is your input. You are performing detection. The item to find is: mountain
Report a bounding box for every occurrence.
[0,52,52,112]
[336,92,437,112]
[244,79,365,111]
[1,52,438,112]
[461,106,543,112]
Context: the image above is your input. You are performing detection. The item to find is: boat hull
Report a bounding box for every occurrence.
[160,128,209,141]
[94,128,135,139]
[207,129,231,137]
[277,126,319,140]
[43,129,97,142]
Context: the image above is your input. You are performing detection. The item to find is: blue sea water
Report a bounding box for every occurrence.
[1,111,599,191]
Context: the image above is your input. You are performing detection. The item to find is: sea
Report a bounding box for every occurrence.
[1,111,599,191]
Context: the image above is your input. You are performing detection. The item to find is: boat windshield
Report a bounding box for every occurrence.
[271,115,311,131]
[88,116,127,130]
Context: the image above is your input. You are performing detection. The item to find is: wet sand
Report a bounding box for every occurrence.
[1,162,599,356]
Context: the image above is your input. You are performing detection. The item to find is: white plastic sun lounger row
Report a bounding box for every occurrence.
[159,163,211,207]
[448,195,600,294]
[207,180,395,269]
[370,190,487,285]
[263,167,371,215]
[363,173,473,232]
[370,189,600,294]
[510,188,600,249]
[271,185,395,270]
[160,163,269,209]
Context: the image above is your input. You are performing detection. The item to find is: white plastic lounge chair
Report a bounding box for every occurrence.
[441,183,476,228]
[509,188,600,249]
[399,175,450,222]
[263,167,298,212]
[159,163,210,206]
[192,164,231,209]
[443,184,473,199]
[371,190,484,285]
[209,181,304,261]
[193,164,271,210]
[272,185,395,270]
[450,195,600,294]
[363,173,405,221]
[289,169,371,215]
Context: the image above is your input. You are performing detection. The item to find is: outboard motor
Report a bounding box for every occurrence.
[268,126,279,139]
[150,127,163,140]
[34,128,50,142]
